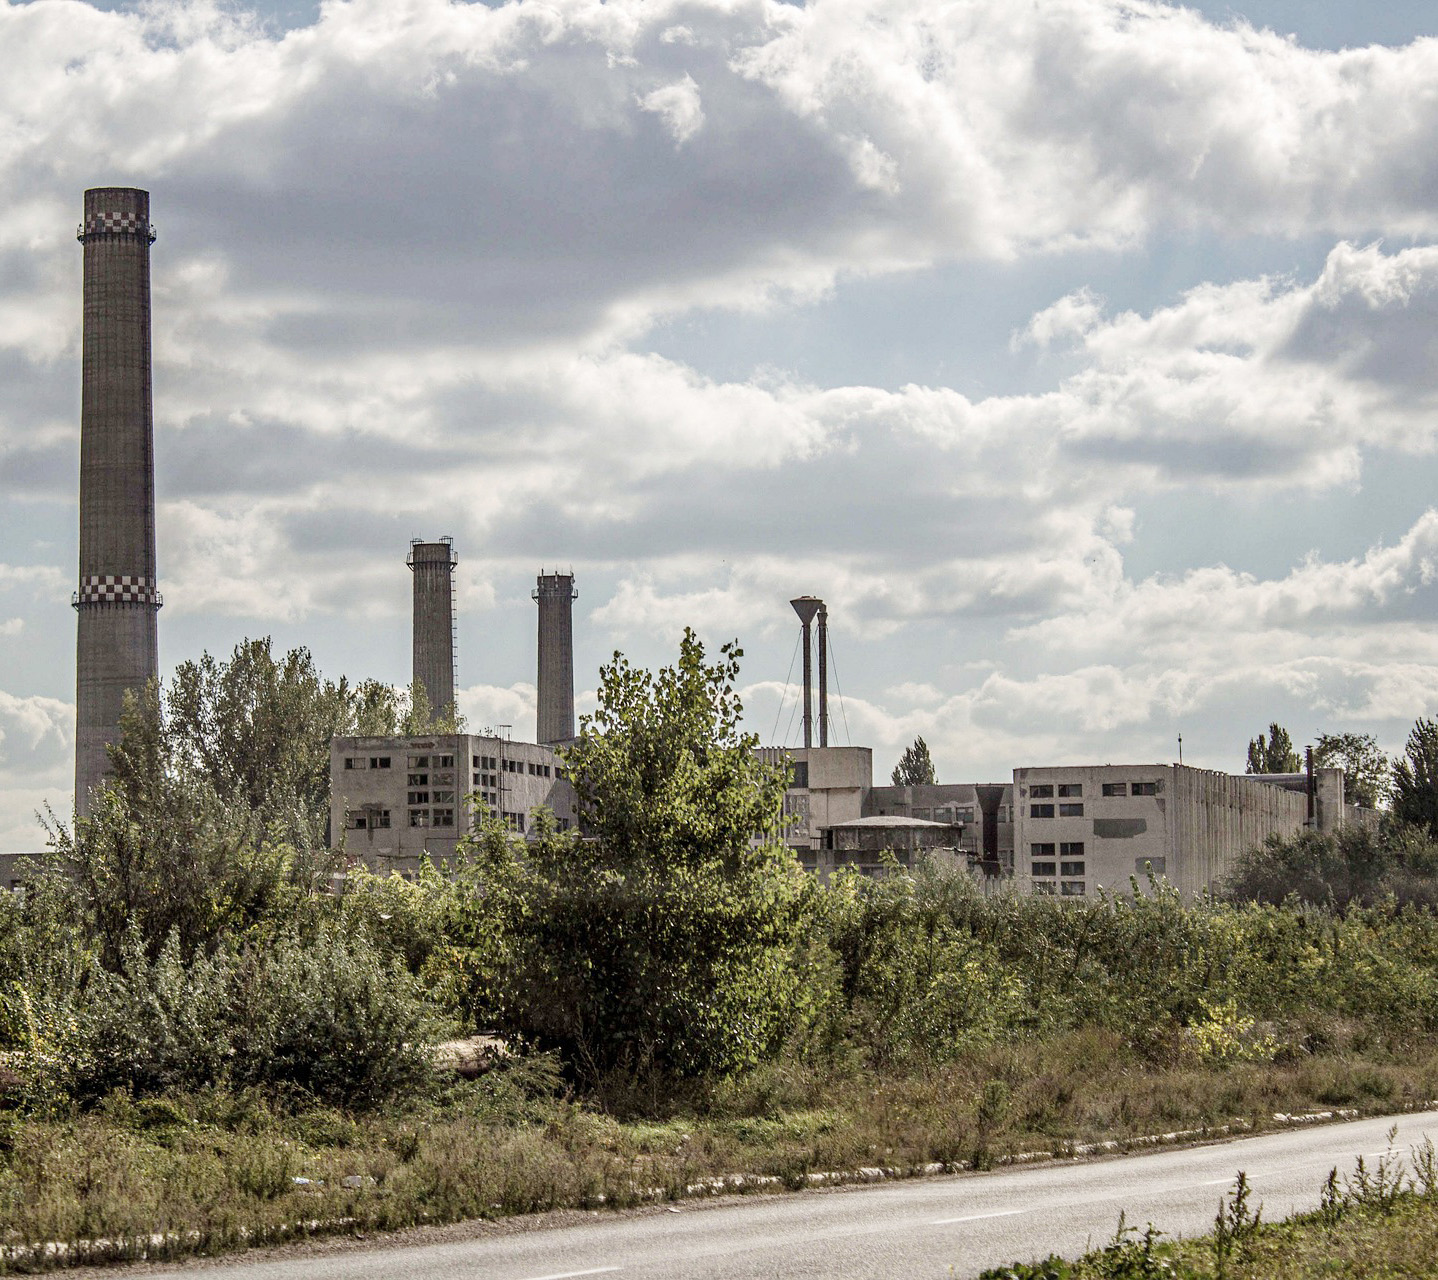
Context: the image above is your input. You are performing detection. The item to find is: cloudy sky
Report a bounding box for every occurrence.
[1,0,1436,850]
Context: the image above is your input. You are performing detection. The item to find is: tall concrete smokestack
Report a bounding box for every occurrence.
[534,570,577,745]
[74,187,161,816]
[790,596,821,749]
[407,538,457,720]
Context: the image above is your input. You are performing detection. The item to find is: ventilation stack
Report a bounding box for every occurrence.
[534,570,577,744]
[74,187,161,817]
[407,538,457,721]
[790,596,822,749]
[817,601,830,748]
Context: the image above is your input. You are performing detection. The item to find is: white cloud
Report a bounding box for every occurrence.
[638,74,705,146]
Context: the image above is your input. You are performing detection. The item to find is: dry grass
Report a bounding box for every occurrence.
[1,1034,1437,1271]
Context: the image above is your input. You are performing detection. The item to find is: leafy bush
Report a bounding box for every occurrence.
[0,928,438,1111]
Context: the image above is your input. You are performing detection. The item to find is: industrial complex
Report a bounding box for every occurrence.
[54,185,1376,900]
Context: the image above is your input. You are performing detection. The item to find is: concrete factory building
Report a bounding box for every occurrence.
[328,557,584,875]
[1012,762,1365,899]
[331,733,577,874]
[73,188,162,815]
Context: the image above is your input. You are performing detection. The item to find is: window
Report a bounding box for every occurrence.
[432,771,454,785]
[959,807,975,823]
[1030,784,1054,798]
[1102,782,1127,797]
[437,754,454,768]
[344,757,364,771]
[407,755,429,768]
[432,790,455,804]
[1061,880,1086,896]
[408,790,430,805]
[473,755,481,769]
[346,811,368,830]
[1031,861,1057,876]
[374,809,391,829]
[408,772,428,786]
[1030,804,1054,818]
[1132,782,1158,796]
[472,772,481,786]
[791,762,809,788]
[1031,842,1055,856]
[1057,783,1082,798]
[557,767,568,781]
[432,808,454,827]
[1061,861,1085,876]
[935,808,952,823]
[1060,841,1085,856]
[408,809,429,828]
[1033,880,1056,895]
[529,761,538,776]
[371,756,391,769]
[542,764,551,778]
[1059,803,1084,817]
[914,807,932,820]
[1136,857,1167,876]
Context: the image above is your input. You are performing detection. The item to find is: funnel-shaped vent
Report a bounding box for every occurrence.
[790,596,822,626]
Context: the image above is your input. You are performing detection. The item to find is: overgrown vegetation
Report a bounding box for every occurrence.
[6,636,1438,1266]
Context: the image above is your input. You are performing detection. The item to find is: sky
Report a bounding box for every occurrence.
[0,0,1436,851]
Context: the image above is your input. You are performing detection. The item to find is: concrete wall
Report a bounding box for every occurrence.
[331,733,576,874]
[1169,766,1308,898]
[758,746,872,854]
[1014,763,1310,900]
[75,187,161,815]
[534,572,577,745]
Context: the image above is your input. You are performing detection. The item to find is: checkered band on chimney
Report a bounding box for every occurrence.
[77,212,156,243]
[75,575,161,606]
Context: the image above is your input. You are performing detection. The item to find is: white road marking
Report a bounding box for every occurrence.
[520,1268,621,1280]
[931,1209,1025,1225]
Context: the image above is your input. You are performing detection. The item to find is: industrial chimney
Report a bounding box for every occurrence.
[790,596,822,749]
[407,538,457,721]
[534,571,577,744]
[74,187,161,817]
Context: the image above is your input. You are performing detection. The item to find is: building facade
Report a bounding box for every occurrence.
[330,733,577,875]
[1011,763,1347,900]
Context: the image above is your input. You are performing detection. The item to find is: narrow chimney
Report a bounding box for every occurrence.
[74,188,161,816]
[534,571,578,744]
[790,596,821,749]
[407,538,457,721]
[817,601,829,749]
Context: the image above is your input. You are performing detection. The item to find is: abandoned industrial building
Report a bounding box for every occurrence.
[52,184,1378,904]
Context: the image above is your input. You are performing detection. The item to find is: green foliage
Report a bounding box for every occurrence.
[42,684,322,968]
[1221,823,1438,911]
[1313,731,1390,809]
[1392,718,1438,837]
[891,735,937,786]
[485,631,812,1086]
[0,928,437,1111]
[1245,722,1301,775]
[564,629,790,874]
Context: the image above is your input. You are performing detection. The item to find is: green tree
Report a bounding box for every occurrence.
[165,639,357,839]
[44,683,313,967]
[1245,722,1301,774]
[1392,718,1438,837]
[494,630,813,1085]
[891,736,937,786]
[1313,731,1391,809]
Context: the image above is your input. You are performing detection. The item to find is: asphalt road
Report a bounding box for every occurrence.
[162,1110,1438,1280]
